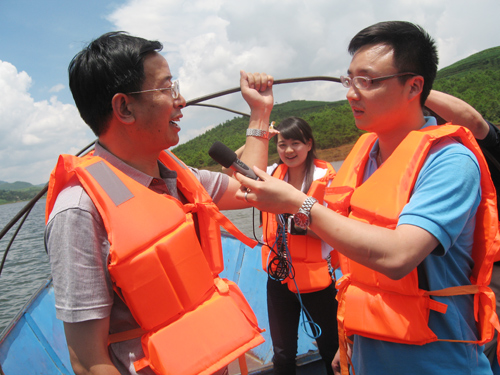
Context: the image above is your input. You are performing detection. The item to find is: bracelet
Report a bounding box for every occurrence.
[246,128,269,139]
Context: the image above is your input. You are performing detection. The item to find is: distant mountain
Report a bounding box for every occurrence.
[0,181,39,191]
[0,182,45,205]
[0,181,47,190]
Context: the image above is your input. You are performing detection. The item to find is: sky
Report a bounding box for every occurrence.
[0,0,499,185]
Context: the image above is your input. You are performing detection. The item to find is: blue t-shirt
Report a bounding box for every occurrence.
[352,118,492,375]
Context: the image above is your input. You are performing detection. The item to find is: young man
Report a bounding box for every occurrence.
[45,32,274,375]
[235,21,499,375]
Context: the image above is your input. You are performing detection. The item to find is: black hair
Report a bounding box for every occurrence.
[348,21,438,106]
[68,31,163,136]
[274,117,317,193]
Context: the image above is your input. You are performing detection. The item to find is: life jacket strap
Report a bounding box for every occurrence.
[238,354,249,375]
[336,277,355,375]
[423,284,480,297]
[108,327,148,345]
[184,202,258,248]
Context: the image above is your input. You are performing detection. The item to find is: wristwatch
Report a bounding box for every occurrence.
[294,197,317,230]
[246,128,269,139]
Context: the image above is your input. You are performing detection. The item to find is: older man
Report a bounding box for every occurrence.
[45,31,274,375]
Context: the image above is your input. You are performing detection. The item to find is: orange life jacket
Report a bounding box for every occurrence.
[324,125,500,375]
[45,150,264,375]
[262,159,337,293]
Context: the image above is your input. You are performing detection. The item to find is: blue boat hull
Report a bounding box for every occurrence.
[0,279,73,374]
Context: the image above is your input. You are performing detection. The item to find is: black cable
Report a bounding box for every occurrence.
[190,103,250,118]
[263,212,321,340]
[186,76,341,106]
[267,214,295,282]
[0,206,33,276]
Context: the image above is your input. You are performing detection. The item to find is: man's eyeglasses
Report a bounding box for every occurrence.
[127,80,180,99]
[340,73,417,90]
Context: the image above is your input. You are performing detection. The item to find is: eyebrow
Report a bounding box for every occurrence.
[161,75,173,85]
[347,68,375,76]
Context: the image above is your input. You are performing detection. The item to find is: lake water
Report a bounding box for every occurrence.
[0,199,262,335]
[0,199,50,335]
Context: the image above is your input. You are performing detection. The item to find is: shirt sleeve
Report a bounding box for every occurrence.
[188,167,229,204]
[398,138,481,254]
[45,185,114,322]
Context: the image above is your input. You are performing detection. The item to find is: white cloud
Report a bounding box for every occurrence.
[49,84,65,93]
[0,61,94,184]
[2,0,500,184]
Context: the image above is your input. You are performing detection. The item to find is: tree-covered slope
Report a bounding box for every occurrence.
[433,46,500,123]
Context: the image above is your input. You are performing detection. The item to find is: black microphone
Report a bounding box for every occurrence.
[208,141,259,180]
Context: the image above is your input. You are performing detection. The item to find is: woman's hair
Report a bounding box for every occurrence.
[274,117,317,193]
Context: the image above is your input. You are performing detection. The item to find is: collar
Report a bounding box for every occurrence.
[367,116,438,165]
[93,142,177,187]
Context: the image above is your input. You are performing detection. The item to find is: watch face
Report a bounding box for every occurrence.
[294,212,308,230]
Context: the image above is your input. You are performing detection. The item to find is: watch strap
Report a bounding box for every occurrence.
[246,128,269,139]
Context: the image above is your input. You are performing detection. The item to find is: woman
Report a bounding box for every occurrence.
[226,117,339,374]
[263,117,338,375]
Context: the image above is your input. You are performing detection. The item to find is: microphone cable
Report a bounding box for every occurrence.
[263,213,321,340]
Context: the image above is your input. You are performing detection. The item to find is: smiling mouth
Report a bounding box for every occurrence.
[170,120,180,130]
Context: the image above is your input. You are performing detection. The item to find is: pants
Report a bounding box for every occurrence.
[267,277,338,375]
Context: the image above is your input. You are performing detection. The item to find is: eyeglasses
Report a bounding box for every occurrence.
[127,80,180,99]
[340,73,417,90]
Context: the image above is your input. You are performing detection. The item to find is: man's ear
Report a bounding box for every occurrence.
[111,93,135,124]
[407,75,424,102]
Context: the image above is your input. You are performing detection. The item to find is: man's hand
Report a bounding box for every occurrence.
[234,166,307,214]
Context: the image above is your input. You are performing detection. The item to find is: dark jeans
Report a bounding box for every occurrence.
[267,277,339,375]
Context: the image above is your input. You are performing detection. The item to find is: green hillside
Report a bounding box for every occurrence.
[172,45,500,168]
[0,181,35,191]
[0,181,45,205]
[173,100,359,168]
[433,46,500,123]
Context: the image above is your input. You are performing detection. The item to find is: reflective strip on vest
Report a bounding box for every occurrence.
[85,161,134,206]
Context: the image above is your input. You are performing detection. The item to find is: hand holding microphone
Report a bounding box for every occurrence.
[209,141,259,180]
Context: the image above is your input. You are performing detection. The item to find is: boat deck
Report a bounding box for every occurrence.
[228,351,327,374]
